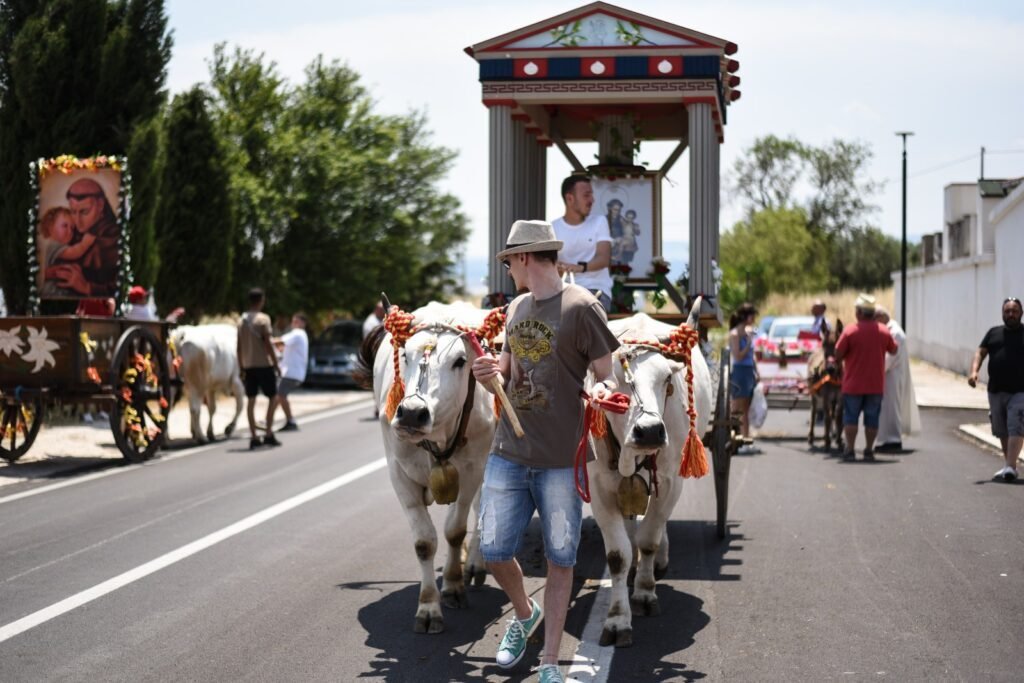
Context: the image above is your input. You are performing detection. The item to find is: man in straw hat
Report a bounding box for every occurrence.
[472,220,620,683]
[873,306,920,451]
[835,293,898,461]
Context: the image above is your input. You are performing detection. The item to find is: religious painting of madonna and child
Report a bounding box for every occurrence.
[591,174,660,277]
[36,160,123,300]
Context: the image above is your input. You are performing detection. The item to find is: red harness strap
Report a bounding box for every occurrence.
[575,390,630,502]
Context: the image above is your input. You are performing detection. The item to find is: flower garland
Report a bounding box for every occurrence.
[27,154,133,314]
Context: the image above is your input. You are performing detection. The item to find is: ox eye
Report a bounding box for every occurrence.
[453,357,466,369]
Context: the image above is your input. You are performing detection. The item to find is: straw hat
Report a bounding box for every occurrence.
[495,220,563,260]
[855,292,876,311]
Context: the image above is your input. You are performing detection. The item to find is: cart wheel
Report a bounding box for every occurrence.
[0,394,44,463]
[110,326,170,463]
[712,352,735,539]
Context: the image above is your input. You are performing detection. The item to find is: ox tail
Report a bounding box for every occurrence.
[354,324,387,390]
[687,295,702,330]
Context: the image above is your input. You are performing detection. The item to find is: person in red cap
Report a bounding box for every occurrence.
[125,285,156,321]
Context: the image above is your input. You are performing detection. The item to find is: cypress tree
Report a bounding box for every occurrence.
[155,87,234,320]
[0,0,171,312]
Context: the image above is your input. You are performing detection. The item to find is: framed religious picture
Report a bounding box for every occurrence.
[29,155,129,307]
[590,172,660,283]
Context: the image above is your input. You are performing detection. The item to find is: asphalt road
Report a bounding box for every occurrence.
[0,401,1020,682]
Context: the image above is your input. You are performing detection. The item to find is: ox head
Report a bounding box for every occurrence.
[603,345,687,478]
[390,325,475,446]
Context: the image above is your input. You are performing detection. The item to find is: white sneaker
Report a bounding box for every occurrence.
[994,466,1018,482]
[737,444,759,455]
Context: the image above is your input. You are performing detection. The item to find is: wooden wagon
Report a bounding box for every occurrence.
[0,316,174,464]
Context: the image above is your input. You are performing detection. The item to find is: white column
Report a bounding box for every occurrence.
[489,105,516,294]
[688,102,720,299]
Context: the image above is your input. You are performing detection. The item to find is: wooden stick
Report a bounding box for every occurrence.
[464,334,525,438]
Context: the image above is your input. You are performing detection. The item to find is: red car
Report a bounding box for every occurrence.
[753,316,820,401]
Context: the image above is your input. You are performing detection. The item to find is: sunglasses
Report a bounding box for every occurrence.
[1005,297,1020,304]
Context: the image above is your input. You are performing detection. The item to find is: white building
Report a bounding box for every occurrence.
[895,177,1024,379]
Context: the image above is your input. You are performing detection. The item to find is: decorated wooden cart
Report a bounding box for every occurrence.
[0,317,173,463]
[0,153,174,463]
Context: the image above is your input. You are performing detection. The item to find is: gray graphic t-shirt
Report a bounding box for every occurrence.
[493,284,619,468]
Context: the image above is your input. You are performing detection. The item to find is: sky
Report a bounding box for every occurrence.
[164,1,1024,291]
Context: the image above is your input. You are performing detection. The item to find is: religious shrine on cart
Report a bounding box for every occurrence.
[465,2,740,319]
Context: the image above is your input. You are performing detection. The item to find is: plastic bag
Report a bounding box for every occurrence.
[749,383,768,429]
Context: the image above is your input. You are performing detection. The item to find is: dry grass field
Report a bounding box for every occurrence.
[760,287,895,323]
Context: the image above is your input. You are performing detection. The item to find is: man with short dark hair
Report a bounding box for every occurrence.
[969,297,1024,481]
[551,175,612,311]
[473,219,619,683]
[238,288,281,450]
[835,293,897,461]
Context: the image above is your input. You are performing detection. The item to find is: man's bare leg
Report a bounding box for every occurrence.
[488,559,532,620]
[540,562,573,666]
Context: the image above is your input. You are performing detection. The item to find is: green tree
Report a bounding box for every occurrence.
[720,208,831,304]
[126,113,164,286]
[206,49,469,317]
[731,135,881,238]
[829,227,902,291]
[0,0,171,312]
[154,87,233,320]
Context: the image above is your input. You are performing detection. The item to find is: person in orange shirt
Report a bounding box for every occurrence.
[835,293,897,461]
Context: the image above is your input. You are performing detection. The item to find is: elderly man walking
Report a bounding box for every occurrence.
[835,293,897,461]
[968,297,1024,481]
[874,307,920,451]
[472,220,619,683]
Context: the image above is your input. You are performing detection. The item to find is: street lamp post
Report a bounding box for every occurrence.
[895,131,914,329]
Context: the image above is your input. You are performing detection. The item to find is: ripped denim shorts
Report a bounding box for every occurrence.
[478,453,583,568]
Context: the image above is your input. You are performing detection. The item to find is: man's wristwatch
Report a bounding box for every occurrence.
[577,261,588,273]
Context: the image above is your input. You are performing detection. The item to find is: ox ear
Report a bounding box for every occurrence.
[835,319,844,336]
[667,360,685,375]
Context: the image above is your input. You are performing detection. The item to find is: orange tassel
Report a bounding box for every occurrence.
[679,429,709,478]
[385,377,405,421]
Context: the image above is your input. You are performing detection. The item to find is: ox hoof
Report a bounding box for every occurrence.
[464,566,487,588]
[441,588,468,609]
[224,423,235,437]
[599,626,633,648]
[207,430,216,443]
[630,594,661,617]
[653,564,668,581]
[414,614,445,634]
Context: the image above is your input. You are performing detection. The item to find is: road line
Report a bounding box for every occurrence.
[567,569,615,683]
[0,399,374,506]
[0,456,387,644]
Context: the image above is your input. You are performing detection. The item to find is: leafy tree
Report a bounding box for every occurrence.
[720,208,831,303]
[0,0,171,312]
[206,49,469,318]
[154,87,233,320]
[829,227,902,291]
[126,113,164,286]
[730,135,882,238]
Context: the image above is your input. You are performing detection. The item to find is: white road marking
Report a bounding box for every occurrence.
[0,456,387,644]
[567,568,615,683]
[0,399,374,506]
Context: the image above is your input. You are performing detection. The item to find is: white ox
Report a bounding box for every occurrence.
[170,324,244,443]
[587,305,712,647]
[364,301,497,634]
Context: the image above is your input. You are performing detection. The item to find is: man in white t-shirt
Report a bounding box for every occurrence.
[551,175,613,311]
[272,313,309,432]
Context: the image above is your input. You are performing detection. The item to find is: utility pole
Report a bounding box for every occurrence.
[980,145,986,179]
[895,131,914,328]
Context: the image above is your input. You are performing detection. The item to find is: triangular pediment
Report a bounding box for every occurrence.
[467,2,735,55]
